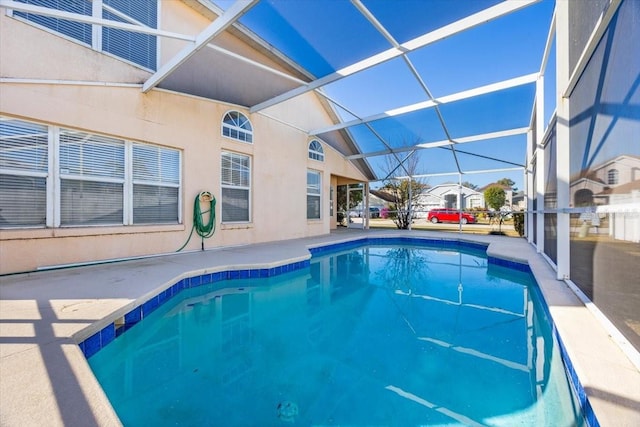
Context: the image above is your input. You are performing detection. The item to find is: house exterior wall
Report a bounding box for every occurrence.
[0,5,367,275]
[416,184,485,211]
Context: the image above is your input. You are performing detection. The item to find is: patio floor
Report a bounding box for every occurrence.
[1,229,638,426]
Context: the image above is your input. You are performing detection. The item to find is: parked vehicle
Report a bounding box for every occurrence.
[427,208,476,224]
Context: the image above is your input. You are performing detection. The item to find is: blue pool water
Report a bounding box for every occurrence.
[88,243,585,426]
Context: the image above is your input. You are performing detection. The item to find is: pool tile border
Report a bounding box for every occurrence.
[79,237,493,358]
[78,259,310,358]
[308,236,490,256]
[532,278,600,427]
[78,236,597,426]
[555,330,599,427]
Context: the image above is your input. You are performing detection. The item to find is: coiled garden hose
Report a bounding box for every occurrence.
[176,192,216,252]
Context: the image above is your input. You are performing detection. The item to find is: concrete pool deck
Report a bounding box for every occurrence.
[1,229,639,426]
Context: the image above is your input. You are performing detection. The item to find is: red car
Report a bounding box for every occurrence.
[427,208,476,224]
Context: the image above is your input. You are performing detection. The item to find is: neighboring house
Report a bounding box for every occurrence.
[570,155,640,207]
[512,191,526,210]
[419,183,485,211]
[568,156,640,242]
[347,193,386,217]
[0,1,373,274]
[369,189,398,205]
[367,193,388,210]
[413,192,445,217]
[369,187,434,218]
[596,179,640,243]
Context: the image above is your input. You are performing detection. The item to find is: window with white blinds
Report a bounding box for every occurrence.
[221,152,250,222]
[222,111,253,143]
[307,170,321,220]
[132,144,180,224]
[0,119,48,227]
[12,0,157,70]
[0,117,182,228]
[59,129,125,225]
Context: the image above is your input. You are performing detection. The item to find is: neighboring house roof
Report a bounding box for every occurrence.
[368,194,388,206]
[426,183,482,196]
[570,154,640,182]
[369,189,398,203]
[596,179,640,195]
[570,176,607,188]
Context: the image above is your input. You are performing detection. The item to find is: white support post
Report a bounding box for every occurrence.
[535,77,545,254]
[458,173,463,233]
[408,178,412,231]
[555,0,571,280]
[526,130,534,244]
[364,182,370,230]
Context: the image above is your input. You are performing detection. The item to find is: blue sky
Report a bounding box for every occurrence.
[216,0,556,190]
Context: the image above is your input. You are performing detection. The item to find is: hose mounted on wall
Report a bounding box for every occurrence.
[176,191,216,252]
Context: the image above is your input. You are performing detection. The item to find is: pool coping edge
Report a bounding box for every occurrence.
[76,234,605,427]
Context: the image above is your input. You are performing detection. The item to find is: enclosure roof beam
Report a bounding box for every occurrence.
[346,127,529,160]
[397,166,523,180]
[250,0,540,113]
[316,89,411,178]
[142,0,259,93]
[353,0,462,174]
[309,73,538,135]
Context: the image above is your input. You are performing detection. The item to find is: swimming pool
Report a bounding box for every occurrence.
[88,240,585,426]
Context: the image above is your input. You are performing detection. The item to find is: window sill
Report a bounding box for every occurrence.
[0,224,185,240]
[220,223,253,230]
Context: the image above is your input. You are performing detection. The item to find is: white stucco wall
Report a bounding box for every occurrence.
[0,5,368,274]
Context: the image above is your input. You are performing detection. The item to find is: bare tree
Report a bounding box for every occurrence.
[379,149,428,229]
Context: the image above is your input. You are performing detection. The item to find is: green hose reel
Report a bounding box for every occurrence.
[176,191,216,252]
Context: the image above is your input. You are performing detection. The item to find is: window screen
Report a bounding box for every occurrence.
[60,180,123,225]
[0,175,47,227]
[307,170,321,219]
[221,152,250,222]
[0,119,48,227]
[133,185,178,224]
[132,143,180,224]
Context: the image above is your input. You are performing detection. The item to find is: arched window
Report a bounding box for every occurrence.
[308,139,324,161]
[607,169,618,185]
[222,111,253,143]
